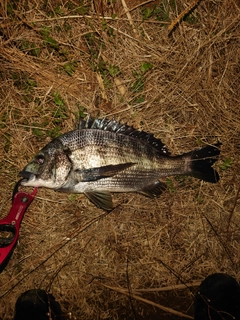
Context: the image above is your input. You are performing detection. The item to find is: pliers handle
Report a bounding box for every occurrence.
[0,180,37,272]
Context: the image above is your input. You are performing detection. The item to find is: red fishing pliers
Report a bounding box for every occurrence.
[0,180,38,272]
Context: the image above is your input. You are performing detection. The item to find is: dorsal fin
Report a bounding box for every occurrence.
[77,116,170,155]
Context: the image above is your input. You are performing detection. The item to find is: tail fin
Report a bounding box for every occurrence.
[188,143,221,183]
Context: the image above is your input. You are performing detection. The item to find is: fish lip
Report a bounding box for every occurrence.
[19,171,37,186]
[19,171,35,180]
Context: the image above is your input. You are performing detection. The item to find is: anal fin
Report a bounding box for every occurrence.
[85,191,113,211]
[139,181,167,198]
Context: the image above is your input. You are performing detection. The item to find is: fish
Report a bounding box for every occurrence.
[19,117,221,211]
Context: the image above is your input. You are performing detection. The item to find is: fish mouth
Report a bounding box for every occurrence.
[19,171,37,186]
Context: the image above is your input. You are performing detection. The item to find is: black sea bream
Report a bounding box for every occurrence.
[20,117,221,210]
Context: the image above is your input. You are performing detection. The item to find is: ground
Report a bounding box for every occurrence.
[0,0,239,319]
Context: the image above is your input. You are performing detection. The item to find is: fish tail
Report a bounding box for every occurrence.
[188,143,221,183]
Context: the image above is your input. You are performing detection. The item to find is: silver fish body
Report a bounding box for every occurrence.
[20,118,220,210]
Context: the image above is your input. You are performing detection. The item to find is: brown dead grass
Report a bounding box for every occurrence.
[0,0,240,319]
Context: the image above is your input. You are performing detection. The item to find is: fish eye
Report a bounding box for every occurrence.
[36,154,45,165]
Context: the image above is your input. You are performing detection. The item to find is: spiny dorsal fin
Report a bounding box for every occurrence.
[77,116,170,156]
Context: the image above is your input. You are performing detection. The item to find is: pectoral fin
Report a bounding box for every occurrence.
[85,191,113,211]
[76,163,135,182]
[139,181,167,198]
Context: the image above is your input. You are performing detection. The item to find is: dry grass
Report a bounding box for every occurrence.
[0,0,239,319]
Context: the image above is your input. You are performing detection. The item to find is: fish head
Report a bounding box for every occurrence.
[19,139,72,189]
